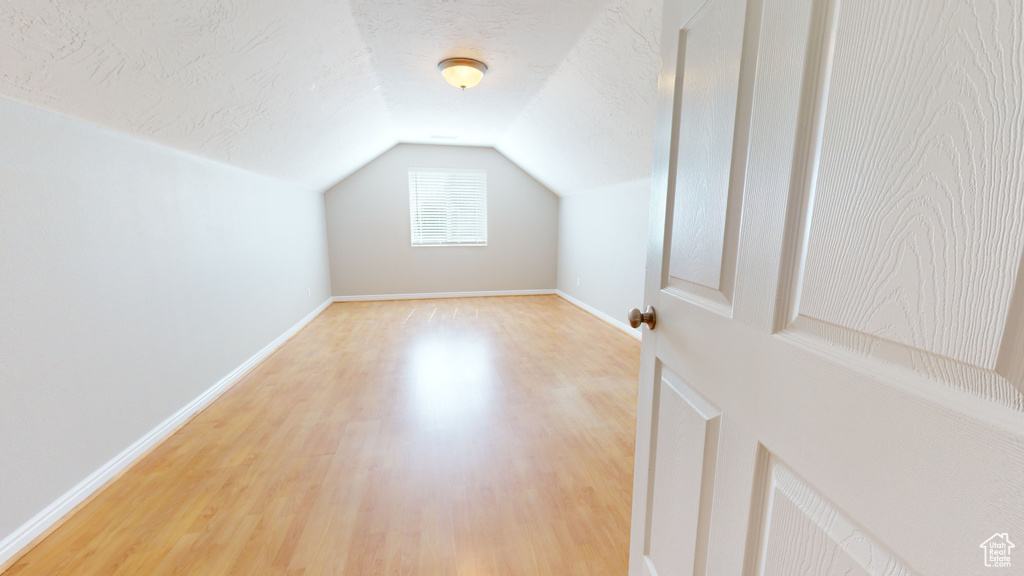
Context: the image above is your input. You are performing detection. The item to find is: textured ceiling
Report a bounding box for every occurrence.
[350,0,605,146]
[497,0,662,195]
[1,0,662,194]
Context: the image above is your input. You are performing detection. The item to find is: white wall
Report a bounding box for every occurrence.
[0,97,332,546]
[324,144,558,296]
[556,180,651,334]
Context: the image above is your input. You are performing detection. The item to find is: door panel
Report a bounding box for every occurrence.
[758,462,912,576]
[667,0,750,310]
[646,373,720,576]
[778,0,1024,407]
[631,0,1024,574]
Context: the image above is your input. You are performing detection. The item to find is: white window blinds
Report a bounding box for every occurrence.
[408,169,488,246]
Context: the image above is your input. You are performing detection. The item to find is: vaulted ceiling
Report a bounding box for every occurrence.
[1,0,662,195]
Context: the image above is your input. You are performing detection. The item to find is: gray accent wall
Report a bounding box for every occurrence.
[324,144,558,296]
[0,97,332,541]
[556,180,650,329]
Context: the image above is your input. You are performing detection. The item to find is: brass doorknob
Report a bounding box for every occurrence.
[628,306,656,329]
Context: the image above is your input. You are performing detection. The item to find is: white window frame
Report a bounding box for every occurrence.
[408,168,488,247]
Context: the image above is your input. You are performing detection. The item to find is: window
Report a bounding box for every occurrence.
[408,169,487,246]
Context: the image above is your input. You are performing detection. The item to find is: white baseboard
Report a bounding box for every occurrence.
[0,298,334,570]
[556,290,642,341]
[333,289,555,302]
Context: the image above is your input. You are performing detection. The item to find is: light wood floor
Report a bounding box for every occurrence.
[4,295,640,575]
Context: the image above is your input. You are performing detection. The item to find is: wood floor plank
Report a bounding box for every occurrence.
[4,295,640,575]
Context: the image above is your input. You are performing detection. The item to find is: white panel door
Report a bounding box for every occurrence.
[629,0,1024,575]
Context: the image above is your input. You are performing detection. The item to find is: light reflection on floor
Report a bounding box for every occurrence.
[406,329,494,427]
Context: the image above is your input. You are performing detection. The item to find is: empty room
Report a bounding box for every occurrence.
[2,0,1023,575]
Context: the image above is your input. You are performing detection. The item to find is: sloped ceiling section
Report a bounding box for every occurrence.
[497,0,663,196]
[0,0,662,195]
[350,0,608,148]
[1,0,396,191]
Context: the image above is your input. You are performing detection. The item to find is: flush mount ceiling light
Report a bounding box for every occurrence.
[438,58,488,89]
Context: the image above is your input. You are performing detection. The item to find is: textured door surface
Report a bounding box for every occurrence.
[629,0,1024,575]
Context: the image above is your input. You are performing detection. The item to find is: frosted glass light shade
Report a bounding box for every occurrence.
[438,58,488,89]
